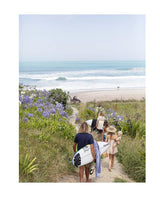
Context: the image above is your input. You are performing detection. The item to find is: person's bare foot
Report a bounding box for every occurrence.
[108,168,111,172]
[86,179,91,182]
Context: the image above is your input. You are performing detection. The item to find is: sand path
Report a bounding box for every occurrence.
[59,107,134,183]
[69,106,79,133]
[89,156,134,182]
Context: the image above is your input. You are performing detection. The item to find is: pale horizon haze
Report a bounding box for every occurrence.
[19,15,145,62]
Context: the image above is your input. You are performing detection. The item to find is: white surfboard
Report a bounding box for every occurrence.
[85,119,92,126]
[72,141,110,167]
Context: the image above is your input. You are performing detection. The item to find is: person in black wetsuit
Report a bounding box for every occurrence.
[73,122,95,182]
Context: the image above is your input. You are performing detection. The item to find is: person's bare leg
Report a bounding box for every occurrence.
[85,165,90,182]
[111,154,114,168]
[101,132,103,141]
[108,154,112,171]
[79,166,84,182]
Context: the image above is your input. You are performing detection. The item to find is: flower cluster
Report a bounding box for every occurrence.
[87,107,96,111]
[19,86,71,121]
[75,117,81,124]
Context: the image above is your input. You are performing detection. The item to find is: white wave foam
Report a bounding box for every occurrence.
[19,68,145,80]
[19,73,145,81]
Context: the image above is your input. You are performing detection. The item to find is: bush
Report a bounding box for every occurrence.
[48,88,69,107]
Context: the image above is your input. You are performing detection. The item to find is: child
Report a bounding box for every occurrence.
[112,131,122,154]
[105,126,118,171]
[102,120,109,141]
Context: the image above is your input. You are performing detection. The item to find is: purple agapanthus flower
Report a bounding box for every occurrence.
[34,102,38,107]
[49,108,56,114]
[37,99,43,103]
[55,103,64,111]
[59,110,68,117]
[37,103,44,108]
[75,117,81,124]
[37,108,43,112]
[21,95,33,104]
[19,95,23,102]
[27,113,34,117]
[110,111,116,118]
[116,115,124,121]
[44,106,47,110]
[23,117,28,122]
[42,111,50,118]
[46,103,53,108]
[28,103,33,108]
[87,107,96,111]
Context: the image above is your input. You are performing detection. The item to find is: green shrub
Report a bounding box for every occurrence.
[48,88,69,107]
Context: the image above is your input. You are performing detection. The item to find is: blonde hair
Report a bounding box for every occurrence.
[118,131,122,135]
[78,122,89,133]
[99,111,104,116]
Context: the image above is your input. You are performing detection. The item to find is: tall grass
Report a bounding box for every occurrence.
[116,136,145,182]
[19,129,76,182]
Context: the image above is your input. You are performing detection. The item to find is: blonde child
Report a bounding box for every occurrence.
[112,131,122,154]
[105,126,118,171]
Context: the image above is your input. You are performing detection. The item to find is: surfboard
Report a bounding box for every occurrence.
[72,141,110,167]
[85,119,92,126]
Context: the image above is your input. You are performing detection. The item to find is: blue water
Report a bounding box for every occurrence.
[19,60,145,92]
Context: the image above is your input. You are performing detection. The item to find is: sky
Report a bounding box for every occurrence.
[19,15,145,61]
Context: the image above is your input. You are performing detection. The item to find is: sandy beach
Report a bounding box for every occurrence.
[70,88,145,103]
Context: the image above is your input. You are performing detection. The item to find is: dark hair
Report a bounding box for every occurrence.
[103,120,109,127]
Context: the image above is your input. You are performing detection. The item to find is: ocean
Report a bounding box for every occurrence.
[19,60,145,93]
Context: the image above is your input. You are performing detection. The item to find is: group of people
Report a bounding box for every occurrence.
[73,111,122,182]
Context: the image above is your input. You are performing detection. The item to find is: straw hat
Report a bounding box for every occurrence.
[107,125,117,133]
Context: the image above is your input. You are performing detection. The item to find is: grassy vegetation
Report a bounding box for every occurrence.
[78,103,97,122]
[19,86,76,182]
[114,177,127,182]
[116,136,145,182]
[19,130,76,182]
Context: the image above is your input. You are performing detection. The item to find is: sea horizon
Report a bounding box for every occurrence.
[19,60,145,93]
